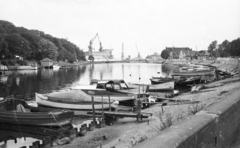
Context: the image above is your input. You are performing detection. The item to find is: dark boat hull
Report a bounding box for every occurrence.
[0,97,74,127]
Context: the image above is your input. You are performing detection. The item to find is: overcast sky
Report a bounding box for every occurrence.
[0,0,240,58]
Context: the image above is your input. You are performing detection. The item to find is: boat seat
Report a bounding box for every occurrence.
[16,104,28,112]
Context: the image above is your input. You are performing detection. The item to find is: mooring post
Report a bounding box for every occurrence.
[137,99,142,122]
[101,96,104,118]
[91,96,96,124]
[238,58,240,79]
[108,95,111,111]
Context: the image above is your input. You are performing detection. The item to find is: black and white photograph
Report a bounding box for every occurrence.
[0,0,240,148]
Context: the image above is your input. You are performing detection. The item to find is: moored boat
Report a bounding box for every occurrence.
[52,65,61,70]
[0,96,74,127]
[172,67,216,77]
[175,76,202,86]
[36,89,136,110]
[147,81,175,91]
[36,92,113,110]
[150,77,174,85]
[72,79,146,95]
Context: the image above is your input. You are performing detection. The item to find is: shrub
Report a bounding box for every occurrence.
[7,60,15,66]
[155,111,173,132]
[1,60,8,66]
[188,103,205,115]
[16,60,28,66]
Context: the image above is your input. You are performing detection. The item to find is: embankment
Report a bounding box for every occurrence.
[136,85,240,148]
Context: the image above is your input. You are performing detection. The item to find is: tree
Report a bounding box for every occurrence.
[228,38,240,57]
[0,20,17,33]
[5,33,31,59]
[88,55,94,62]
[161,49,170,59]
[218,40,229,57]
[37,38,58,61]
[208,40,217,57]
[0,35,8,60]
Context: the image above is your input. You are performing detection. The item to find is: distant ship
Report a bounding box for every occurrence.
[85,33,113,61]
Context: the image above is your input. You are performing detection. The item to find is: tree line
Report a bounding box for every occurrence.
[160,37,240,59]
[207,38,240,58]
[0,20,86,63]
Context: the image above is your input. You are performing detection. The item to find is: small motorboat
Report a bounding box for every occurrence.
[150,77,174,85]
[0,96,74,127]
[72,79,146,95]
[36,89,136,111]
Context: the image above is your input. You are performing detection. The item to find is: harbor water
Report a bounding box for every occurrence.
[0,63,170,97]
[0,63,170,148]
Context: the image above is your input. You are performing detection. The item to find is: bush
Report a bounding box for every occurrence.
[188,103,205,115]
[1,60,8,66]
[16,60,28,66]
[8,60,15,66]
[155,111,173,132]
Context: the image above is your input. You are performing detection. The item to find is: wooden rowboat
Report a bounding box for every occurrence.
[0,96,74,127]
[36,93,113,110]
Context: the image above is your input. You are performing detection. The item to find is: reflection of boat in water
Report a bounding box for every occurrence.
[17,65,38,70]
[0,96,74,127]
[0,123,74,148]
[0,75,8,83]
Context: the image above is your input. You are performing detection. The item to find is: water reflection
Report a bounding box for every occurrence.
[0,123,73,148]
[0,63,167,97]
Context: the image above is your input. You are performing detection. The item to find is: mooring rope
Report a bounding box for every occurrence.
[49,111,69,131]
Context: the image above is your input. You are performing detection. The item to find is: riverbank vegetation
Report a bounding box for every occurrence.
[0,20,86,63]
[161,38,240,59]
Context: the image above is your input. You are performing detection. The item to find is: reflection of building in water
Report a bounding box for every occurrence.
[0,76,8,83]
[16,77,20,86]
[41,69,53,79]
[89,64,94,80]
[86,64,113,80]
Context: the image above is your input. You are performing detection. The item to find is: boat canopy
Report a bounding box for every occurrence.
[47,90,92,102]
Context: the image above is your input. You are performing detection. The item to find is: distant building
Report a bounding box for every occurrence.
[85,49,113,61]
[147,53,162,60]
[40,58,53,68]
[165,47,192,59]
[179,50,185,59]
[197,50,210,60]
[184,51,198,60]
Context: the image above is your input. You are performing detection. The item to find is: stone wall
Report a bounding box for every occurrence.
[136,88,240,148]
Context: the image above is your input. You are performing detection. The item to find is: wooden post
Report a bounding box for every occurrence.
[137,100,141,122]
[108,95,111,111]
[91,96,96,124]
[238,59,240,79]
[101,96,104,118]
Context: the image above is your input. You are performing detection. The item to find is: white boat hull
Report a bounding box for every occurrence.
[36,93,112,110]
[148,81,175,91]
[53,65,61,70]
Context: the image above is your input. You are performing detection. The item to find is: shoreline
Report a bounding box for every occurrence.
[54,63,240,148]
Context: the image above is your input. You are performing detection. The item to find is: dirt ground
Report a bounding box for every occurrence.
[54,75,240,148]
